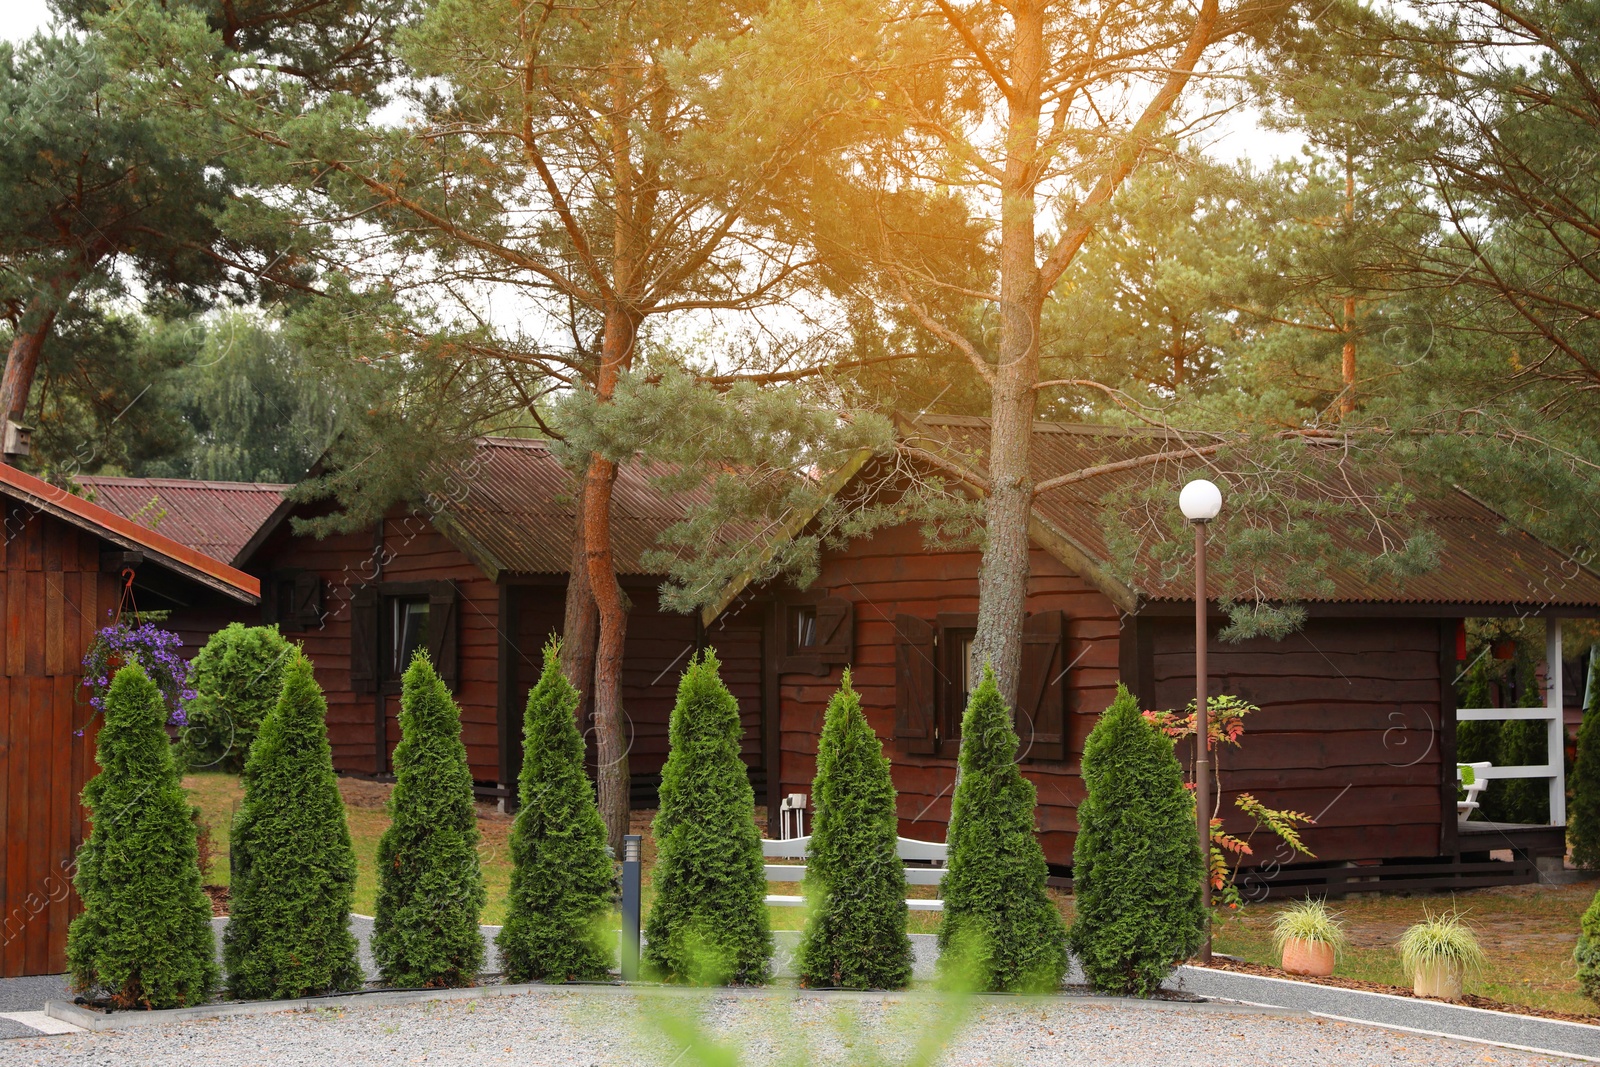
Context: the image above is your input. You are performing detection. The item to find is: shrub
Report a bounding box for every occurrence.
[372,653,486,987]
[1570,656,1600,869]
[497,640,617,982]
[1396,909,1487,979]
[223,652,362,999]
[1068,682,1204,997]
[180,623,293,772]
[1576,887,1600,1002]
[1491,675,1552,824]
[1271,899,1347,957]
[644,650,772,985]
[67,664,218,1009]
[937,666,1068,993]
[796,671,912,990]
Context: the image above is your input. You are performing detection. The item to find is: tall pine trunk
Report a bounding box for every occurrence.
[560,476,599,733]
[973,1,1045,707]
[0,302,58,423]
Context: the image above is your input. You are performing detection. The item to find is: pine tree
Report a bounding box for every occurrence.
[644,650,772,985]
[496,640,616,982]
[67,664,218,1009]
[796,671,912,990]
[180,622,293,772]
[1571,654,1600,868]
[936,666,1068,993]
[372,653,486,987]
[1068,683,1205,996]
[223,652,362,999]
[1577,886,1600,1003]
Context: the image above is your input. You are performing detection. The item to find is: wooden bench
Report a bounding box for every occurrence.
[761,835,949,912]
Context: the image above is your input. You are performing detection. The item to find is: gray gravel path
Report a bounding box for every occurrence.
[0,987,1574,1066]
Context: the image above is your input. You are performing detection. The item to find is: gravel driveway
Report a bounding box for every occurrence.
[0,988,1574,1066]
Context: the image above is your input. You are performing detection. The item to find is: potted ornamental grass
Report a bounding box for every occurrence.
[1397,909,1487,1001]
[1271,899,1347,977]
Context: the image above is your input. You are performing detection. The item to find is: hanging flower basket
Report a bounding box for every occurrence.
[81,622,194,730]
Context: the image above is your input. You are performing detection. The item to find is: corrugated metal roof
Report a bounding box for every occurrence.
[78,476,288,564]
[440,438,723,576]
[907,416,1600,608]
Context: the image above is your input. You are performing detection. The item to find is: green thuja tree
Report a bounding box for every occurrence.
[1572,653,1600,868]
[796,671,912,990]
[1069,683,1205,996]
[644,650,772,985]
[1491,659,1552,825]
[1577,886,1600,1002]
[936,666,1068,993]
[224,652,362,999]
[497,640,616,981]
[180,623,294,772]
[67,664,218,1009]
[372,653,486,987]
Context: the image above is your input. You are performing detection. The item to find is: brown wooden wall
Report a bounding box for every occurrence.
[770,521,1451,869]
[0,504,115,978]
[1143,616,1446,864]
[770,522,1123,866]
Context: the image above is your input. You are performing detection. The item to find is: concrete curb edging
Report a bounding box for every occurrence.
[1170,965,1600,1062]
[43,980,1300,1034]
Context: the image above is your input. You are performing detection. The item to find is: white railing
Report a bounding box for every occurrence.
[1455,619,1566,826]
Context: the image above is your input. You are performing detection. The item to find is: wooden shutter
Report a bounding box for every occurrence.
[428,581,460,690]
[292,573,324,629]
[350,586,378,694]
[893,614,938,754]
[814,597,854,666]
[1019,610,1068,761]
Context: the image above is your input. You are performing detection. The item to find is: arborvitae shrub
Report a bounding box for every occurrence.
[936,666,1068,993]
[180,623,293,772]
[372,653,486,987]
[497,640,616,982]
[1068,682,1204,996]
[796,671,912,990]
[644,650,772,985]
[1571,656,1600,869]
[1492,674,1552,825]
[1577,886,1600,1002]
[67,664,218,1009]
[224,652,362,999]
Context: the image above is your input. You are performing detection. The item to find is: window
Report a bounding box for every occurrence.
[390,597,430,679]
[943,627,978,742]
[790,605,818,653]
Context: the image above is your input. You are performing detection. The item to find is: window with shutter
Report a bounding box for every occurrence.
[1018,610,1068,761]
[350,586,378,694]
[813,597,853,665]
[777,593,852,674]
[893,614,938,754]
[427,581,460,690]
[292,573,324,629]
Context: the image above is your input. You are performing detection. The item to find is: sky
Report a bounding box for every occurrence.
[2,0,53,42]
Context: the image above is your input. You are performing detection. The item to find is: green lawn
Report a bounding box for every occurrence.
[185,771,1591,1015]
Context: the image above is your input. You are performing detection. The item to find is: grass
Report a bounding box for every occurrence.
[189,771,1596,1016]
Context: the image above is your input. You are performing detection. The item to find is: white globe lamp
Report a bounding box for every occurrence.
[1179,478,1222,523]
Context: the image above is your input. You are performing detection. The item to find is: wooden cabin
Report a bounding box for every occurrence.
[705,417,1600,893]
[0,463,259,977]
[232,437,767,805]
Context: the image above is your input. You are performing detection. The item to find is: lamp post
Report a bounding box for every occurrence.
[1179,478,1222,963]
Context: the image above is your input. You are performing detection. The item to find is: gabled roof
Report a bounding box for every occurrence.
[235,437,732,581]
[0,465,260,604]
[903,415,1600,612]
[77,476,288,563]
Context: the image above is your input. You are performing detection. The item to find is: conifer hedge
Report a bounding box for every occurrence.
[796,671,912,990]
[497,640,616,982]
[1068,682,1204,996]
[1577,886,1600,1003]
[67,664,218,1009]
[1571,655,1600,869]
[224,652,362,999]
[180,622,293,772]
[644,650,772,985]
[936,666,1068,993]
[372,653,486,987]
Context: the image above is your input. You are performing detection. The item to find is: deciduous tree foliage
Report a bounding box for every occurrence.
[1069,682,1204,996]
[937,667,1068,993]
[496,641,617,983]
[796,671,912,990]
[224,653,362,999]
[644,651,772,985]
[67,665,218,1009]
[372,654,486,988]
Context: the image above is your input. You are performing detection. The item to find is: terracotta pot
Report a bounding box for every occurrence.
[1281,937,1336,977]
[1413,960,1465,1001]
